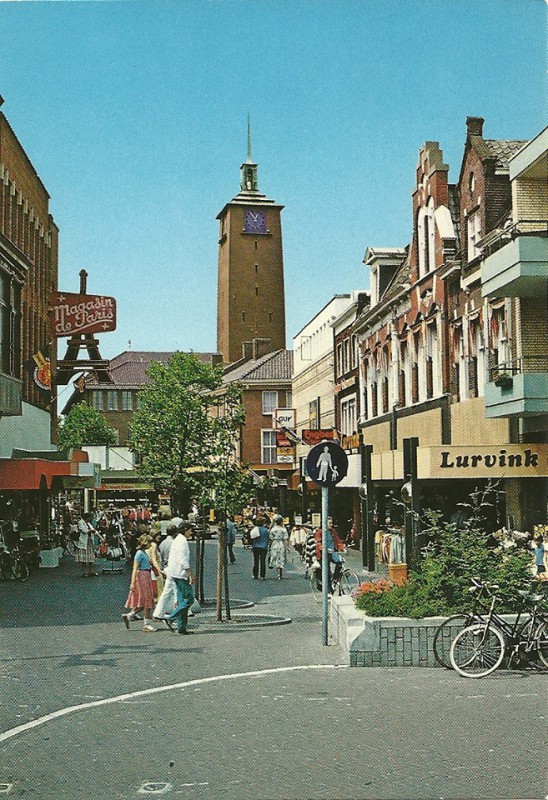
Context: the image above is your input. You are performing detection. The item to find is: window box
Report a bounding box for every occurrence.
[493,371,513,389]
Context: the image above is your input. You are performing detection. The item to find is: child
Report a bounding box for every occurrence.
[534,536,546,579]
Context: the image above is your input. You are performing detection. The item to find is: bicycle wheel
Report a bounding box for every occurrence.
[338,570,360,596]
[534,620,548,669]
[433,614,477,669]
[12,557,29,583]
[450,623,505,678]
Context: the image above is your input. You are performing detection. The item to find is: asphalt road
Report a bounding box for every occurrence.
[1,540,547,800]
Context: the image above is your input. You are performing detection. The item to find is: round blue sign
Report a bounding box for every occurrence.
[306,441,349,486]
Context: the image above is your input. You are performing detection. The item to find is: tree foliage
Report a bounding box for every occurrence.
[129,352,250,513]
[58,403,117,450]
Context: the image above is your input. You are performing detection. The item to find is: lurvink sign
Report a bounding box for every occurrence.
[417,445,548,479]
[49,292,117,337]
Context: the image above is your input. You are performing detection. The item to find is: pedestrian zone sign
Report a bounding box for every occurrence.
[306,440,348,486]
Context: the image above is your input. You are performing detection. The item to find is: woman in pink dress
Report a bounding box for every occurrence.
[122,534,157,632]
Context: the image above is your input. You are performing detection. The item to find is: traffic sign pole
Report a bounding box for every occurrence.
[321,485,329,645]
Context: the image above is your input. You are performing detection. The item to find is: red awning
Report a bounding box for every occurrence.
[0,459,75,490]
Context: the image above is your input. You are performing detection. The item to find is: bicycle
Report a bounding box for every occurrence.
[432,577,495,669]
[0,529,29,582]
[449,586,548,678]
[307,551,360,604]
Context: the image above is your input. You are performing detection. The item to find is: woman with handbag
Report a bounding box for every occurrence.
[75,512,103,577]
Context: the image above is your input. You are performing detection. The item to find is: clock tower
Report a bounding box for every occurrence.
[216,121,286,364]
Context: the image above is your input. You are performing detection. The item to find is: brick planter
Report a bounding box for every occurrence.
[330,595,448,668]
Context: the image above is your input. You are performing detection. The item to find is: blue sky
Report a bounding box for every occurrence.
[1,0,546,376]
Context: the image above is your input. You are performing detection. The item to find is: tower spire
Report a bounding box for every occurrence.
[247,113,253,163]
[240,115,258,193]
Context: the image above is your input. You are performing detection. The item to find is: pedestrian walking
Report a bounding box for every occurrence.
[153,523,179,626]
[164,522,195,635]
[268,515,289,580]
[75,512,103,577]
[144,534,164,600]
[122,534,157,632]
[226,515,237,564]
[250,516,270,580]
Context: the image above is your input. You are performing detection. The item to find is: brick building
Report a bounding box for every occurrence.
[351,117,546,569]
[0,105,59,456]
[216,128,286,364]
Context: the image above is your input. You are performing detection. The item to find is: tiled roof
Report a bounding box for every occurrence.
[86,351,219,389]
[472,137,528,169]
[223,349,293,384]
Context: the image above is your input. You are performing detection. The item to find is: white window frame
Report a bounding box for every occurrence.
[261,429,277,464]
[467,209,481,261]
[121,391,133,411]
[340,395,356,436]
[91,391,103,411]
[262,390,278,415]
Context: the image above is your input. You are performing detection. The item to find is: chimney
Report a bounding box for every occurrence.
[211,353,224,367]
[252,338,272,360]
[466,116,484,137]
[242,341,253,361]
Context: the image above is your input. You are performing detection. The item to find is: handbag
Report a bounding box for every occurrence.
[249,526,260,540]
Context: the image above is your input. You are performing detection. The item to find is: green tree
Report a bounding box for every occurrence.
[129,352,248,514]
[58,403,117,449]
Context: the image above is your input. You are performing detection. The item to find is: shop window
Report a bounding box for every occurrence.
[261,429,277,464]
[262,391,278,414]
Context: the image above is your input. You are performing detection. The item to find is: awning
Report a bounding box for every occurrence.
[0,458,75,490]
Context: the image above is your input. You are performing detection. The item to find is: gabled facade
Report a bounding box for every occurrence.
[350,117,546,571]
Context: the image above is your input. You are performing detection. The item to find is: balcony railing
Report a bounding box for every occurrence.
[489,354,548,383]
[481,219,548,257]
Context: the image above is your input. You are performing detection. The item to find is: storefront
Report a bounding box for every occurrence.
[364,441,548,569]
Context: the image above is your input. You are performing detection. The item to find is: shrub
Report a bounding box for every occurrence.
[355,489,533,619]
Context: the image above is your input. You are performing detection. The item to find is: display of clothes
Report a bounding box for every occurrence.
[375,528,405,564]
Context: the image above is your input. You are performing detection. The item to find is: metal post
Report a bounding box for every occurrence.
[321,485,329,646]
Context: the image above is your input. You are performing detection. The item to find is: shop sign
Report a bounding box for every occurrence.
[276,432,293,448]
[341,432,361,452]
[49,291,117,337]
[418,445,548,479]
[273,409,296,429]
[302,429,335,446]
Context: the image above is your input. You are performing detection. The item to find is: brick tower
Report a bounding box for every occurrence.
[216,120,286,364]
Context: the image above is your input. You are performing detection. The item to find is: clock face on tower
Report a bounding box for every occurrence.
[244,208,267,234]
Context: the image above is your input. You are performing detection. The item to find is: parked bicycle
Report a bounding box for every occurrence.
[0,528,29,582]
[449,584,548,678]
[306,550,360,603]
[432,577,496,669]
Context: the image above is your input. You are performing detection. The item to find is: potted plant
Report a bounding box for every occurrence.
[493,371,513,389]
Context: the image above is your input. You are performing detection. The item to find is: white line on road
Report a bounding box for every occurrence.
[0,664,347,745]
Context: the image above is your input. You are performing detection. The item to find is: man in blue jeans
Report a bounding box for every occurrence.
[165,522,194,635]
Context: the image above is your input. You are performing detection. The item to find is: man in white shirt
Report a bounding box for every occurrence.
[153,524,178,625]
[164,523,194,635]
